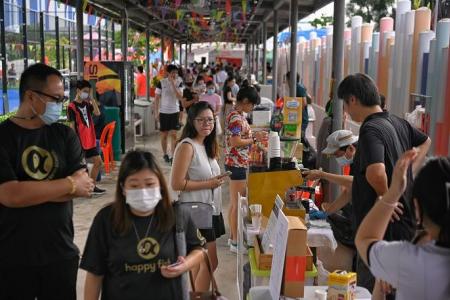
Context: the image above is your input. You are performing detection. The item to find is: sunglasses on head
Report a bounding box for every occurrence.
[32,90,68,103]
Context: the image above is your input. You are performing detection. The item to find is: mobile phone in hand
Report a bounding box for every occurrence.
[167,261,182,268]
[219,171,232,178]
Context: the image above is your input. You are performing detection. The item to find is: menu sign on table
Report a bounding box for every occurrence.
[261,195,284,253]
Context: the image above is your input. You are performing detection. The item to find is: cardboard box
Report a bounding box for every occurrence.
[282,216,308,298]
[254,235,273,270]
[327,270,357,300]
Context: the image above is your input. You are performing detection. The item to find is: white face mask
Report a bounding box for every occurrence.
[126,187,162,212]
[336,155,353,167]
[80,92,89,100]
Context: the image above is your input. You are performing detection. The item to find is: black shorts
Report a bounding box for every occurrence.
[159,112,180,131]
[199,214,226,243]
[225,165,247,180]
[84,147,99,159]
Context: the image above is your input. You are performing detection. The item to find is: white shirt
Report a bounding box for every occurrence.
[172,138,222,215]
[216,70,228,84]
[369,240,450,300]
[155,77,183,114]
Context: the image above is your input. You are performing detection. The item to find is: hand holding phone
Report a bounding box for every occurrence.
[219,171,232,178]
[167,261,182,268]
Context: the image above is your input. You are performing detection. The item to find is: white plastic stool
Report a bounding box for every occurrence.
[134,119,143,143]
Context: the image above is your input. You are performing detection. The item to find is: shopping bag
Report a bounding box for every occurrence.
[248,170,303,217]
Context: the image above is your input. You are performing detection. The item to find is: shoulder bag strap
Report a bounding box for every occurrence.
[189,249,221,296]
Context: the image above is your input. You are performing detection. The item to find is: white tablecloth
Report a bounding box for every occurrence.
[307,220,338,251]
[249,285,371,300]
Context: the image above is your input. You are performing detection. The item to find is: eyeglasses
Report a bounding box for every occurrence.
[194,118,215,125]
[32,90,68,103]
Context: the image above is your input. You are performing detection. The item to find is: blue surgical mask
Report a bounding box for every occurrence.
[32,97,62,125]
[207,89,215,95]
[336,155,353,166]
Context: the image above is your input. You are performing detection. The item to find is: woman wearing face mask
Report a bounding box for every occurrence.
[67,80,105,195]
[199,81,222,117]
[171,101,227,291]
[81,150,206,300]
[355,151,450,300]
[225,82,260,253]
[194,76,206,95]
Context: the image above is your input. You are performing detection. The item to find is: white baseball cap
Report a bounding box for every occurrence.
[322,130,358,155]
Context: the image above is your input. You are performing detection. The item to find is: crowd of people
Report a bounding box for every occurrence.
[0,61,448,300]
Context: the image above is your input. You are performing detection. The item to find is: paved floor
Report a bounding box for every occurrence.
[74,133,238,300]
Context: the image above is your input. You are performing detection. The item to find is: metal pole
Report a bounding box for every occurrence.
[245,42,249,78]
[330,0,346,196]
[178,41,183,67]
[184,41,188,70]
[56,16,60,69]
[76,3,84,78]
[105,19,109,60]
[112,22,115,61]
[272,9,279,101]
[146,28,150,102]
[121,10,128,62]
[89,25,93,61]
[68,25,72,71]
[332,0,345,132]
[289,0,298,97]
[98,21,102,60]
[160,35,165,64]
[0,2,9,113]
[250,39,254,76]
[40,12,45,64]
[262,22,267,84]
[22,0,28,68]
[255,31,260,82]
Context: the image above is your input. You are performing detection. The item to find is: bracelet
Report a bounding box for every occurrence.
[378,196,397,208]
[66,176,76,195]
[182,179,188,191]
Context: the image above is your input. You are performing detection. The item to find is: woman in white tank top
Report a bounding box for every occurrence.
[170,101,227,292]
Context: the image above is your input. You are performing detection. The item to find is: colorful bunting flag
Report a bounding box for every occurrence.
[225,0,231,16]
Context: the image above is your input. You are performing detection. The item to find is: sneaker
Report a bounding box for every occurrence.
[163,154,170,163]
[227,238,232,246]
[92,186,106,196]
[229,242,238,254]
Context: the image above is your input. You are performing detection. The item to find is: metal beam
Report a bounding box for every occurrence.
[22,0,28,68]
[121,9,128,62]
[89,26,94,60]
[262,22,267,84]
[272,9,279,101]
[40,12,45,64]
[330,0,346,199]
[0,2,8,113]
[55,17,60,69]
[289,0,298,97]
[146,28,150,102]
[76,5,84,78]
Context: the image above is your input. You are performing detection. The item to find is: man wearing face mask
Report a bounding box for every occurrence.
[67,80,105,196]
[0,63,94,300]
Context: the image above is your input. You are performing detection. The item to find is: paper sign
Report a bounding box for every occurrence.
[269,209,289,300]
[261,195,284,253]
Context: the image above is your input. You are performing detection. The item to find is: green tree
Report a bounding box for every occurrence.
[309,14,333,28]
[114,28,160,65]
[346,0,395,28]
[412,0,433,9]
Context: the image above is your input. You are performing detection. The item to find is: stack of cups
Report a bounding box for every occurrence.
[268,131,281,170]
[249,204,262,230]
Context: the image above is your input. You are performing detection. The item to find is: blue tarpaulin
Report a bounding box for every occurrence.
[278,28,329,44]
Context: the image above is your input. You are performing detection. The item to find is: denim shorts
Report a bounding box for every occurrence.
[225,165,247,181]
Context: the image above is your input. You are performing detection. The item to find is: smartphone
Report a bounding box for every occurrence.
[219,171,232,178]
[167,261,182,268]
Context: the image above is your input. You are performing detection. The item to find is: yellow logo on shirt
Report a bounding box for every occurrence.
[21,146,57,180]
[137,237,160,260]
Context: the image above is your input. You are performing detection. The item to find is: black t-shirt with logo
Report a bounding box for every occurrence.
[352,112,428,241]
[0,119,85,267]
[80,205,206,300]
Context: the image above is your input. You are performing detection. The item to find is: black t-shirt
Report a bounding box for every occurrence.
[80,205,205,300]
[352,112,428,241]
[223,86,233,104]
[0,119,85,267]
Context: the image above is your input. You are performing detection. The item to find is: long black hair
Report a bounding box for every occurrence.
[179,101,219,159]
[111,150,174,235]
[237,80,260,105]
[412,157,450,248]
